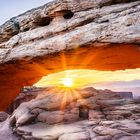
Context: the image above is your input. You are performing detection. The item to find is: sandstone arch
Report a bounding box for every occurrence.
[0,0,140,110]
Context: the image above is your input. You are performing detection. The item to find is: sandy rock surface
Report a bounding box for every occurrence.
[0,87,140,140]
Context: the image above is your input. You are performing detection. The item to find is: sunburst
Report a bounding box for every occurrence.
[62,77,74,87]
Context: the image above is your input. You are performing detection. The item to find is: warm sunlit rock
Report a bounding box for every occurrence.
[0,0,140,111]
[0,86,140,140]
[0,0,140,139]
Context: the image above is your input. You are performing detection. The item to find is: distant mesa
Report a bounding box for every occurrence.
[116,92,133,99]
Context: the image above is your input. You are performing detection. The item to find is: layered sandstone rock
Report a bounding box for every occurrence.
[7,86,42,113]
[0,112,9,122]
[0,0,140,111]
[1,0,140,63]
[0,87,140,140]
[0,1,140,139]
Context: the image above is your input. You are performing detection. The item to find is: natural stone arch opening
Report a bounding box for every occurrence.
[0,0,140,111]
[1,43,140,111]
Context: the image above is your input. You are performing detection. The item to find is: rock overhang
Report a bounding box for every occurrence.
[1,0,140,61]
[0,0,140,110]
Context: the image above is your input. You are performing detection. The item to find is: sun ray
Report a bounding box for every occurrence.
[61,51,67,70]
[80,51,97,67]
[31,62,50,74]
[73,89,83,101]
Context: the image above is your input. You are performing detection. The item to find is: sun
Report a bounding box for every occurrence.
[62,78,74,87]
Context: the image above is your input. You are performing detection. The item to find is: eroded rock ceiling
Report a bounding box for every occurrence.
[0,0,140,110]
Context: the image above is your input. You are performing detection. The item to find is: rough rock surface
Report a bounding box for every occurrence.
[0,87,140,140]
[0,0,140,63]
[0,112,9,122]
[7,86,42,113]
[0,0,140,110]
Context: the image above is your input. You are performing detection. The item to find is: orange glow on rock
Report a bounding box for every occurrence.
[1,43,140,110]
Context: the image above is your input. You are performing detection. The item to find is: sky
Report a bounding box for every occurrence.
[0,0,53,25]
[34,69,140,96]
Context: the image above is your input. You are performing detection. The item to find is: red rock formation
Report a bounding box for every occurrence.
[0,0,140,110]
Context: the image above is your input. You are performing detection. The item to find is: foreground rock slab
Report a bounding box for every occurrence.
[0,87,140,140]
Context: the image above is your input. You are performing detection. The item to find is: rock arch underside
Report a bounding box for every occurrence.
[0,0,140,110]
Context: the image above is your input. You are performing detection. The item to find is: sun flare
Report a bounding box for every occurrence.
[62,78,74,87]
[34,69,140,88]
